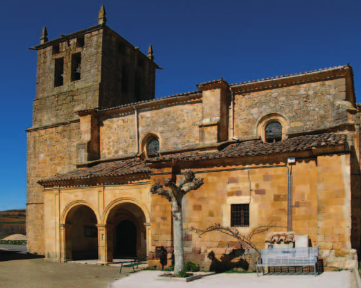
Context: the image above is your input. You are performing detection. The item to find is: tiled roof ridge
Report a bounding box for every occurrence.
[146,132,349,164]
[230,64,350,87]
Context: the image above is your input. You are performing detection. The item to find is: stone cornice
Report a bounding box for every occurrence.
[25,119,80,132]
[75,92,202,117]
[231,65,351,94]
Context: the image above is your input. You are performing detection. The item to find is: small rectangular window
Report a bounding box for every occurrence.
[54,57,64,87]
[53,43,60,54]
[77,35,85,48]
[231,204,249,227]
[71,53,81,81]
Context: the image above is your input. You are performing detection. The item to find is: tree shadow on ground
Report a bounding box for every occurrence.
[207,248,249,273]
[0,249,44,262]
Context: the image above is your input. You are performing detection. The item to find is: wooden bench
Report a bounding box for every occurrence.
[119,257,147,273]
[256,247,319,276]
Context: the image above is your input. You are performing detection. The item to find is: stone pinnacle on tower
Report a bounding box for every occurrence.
[40,26,48,44]
[148,44,154,61]
[98,5,107,25]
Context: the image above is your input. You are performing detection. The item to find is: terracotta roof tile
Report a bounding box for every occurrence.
[38,158,150,184]
[147,133,348,163]
[39,133,348,185]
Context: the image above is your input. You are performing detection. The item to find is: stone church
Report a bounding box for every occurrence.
[26,6,361,269]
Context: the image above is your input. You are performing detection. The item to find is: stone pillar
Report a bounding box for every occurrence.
[197,80,230,144]
[59,224,72,262]
[107,224,114,263]
[76,113,100,163]
[145,222,151,258]
[97,224,111,264]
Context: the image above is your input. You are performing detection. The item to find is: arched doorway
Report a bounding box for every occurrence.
[106,202,147,260]
[64,205,98,260]
[115,220,137,257]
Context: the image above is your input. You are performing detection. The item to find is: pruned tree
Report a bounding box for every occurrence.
[150,170,204,273]
[191,222,283,255]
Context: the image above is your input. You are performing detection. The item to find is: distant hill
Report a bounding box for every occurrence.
[0,209,26,235]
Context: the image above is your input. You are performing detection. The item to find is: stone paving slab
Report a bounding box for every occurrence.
[109,270,352,288]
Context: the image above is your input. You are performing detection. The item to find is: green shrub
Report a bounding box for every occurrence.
[185,261,199,272]
[178,269,188,278]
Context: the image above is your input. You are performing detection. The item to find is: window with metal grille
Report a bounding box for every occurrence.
[147,137,159,157]
[265,121,282,143]
[231,204,249,227]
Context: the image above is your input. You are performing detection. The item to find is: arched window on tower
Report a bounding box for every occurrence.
[265,122,282,143]
[146,137,159,157]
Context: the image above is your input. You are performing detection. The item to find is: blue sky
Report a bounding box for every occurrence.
[1,0,360,211]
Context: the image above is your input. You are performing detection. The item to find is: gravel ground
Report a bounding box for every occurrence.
[0,248,132,288]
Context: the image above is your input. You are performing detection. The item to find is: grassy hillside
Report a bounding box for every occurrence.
[0,209,26,235]
[0,209,26,224]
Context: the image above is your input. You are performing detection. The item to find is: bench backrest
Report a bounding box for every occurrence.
[260,247,318,265]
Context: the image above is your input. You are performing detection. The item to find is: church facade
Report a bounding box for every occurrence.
[27,7,361,269]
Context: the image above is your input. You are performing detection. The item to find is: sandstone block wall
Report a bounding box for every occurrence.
[233,79,349,140]
[138,101,202,152]
[99,100,202,159]
[27,122,80,254]
[100,112,136,158]
[149,154,354,270]
[33,30,103,127]
[100,28,156,107]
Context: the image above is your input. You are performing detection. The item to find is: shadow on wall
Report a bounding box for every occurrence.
[207,248,249,273]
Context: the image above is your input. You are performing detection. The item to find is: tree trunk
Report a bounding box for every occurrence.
[173,211,184,274]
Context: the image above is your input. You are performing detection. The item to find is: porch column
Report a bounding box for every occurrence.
[145,222,151,258]
[59,224,72,262]
[97,224,110,264]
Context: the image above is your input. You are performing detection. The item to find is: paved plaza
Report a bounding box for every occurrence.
[0,245,357,288]
[110,270,354,288]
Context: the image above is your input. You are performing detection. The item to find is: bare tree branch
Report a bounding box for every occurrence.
[150,182,174,202]
[164,178,181,198]
[190,222,282,256]
[182,178,204,194]
[176,170,195,187]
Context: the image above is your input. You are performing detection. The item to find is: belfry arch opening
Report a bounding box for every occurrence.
[64,205,98,261]
[106,202,147,260]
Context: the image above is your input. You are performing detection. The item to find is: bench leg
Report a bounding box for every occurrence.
[119,263,123,274]
[256,266,259,277]
[314,263,317,276]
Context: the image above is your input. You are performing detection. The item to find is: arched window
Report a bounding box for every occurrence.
[146,137,159,157]
[265,122,282,143]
